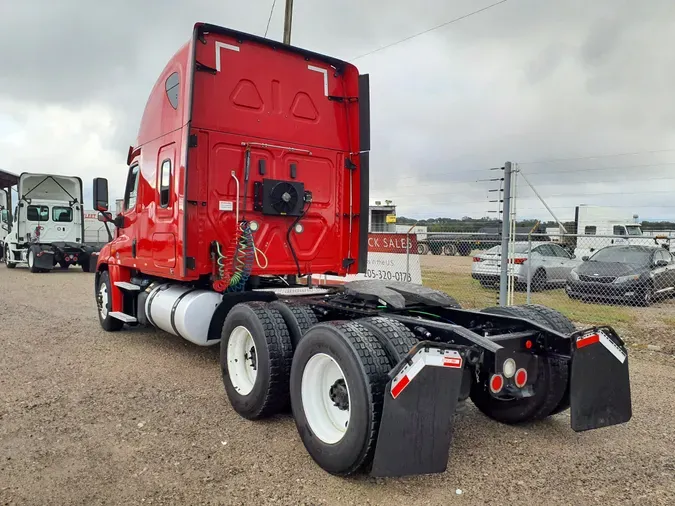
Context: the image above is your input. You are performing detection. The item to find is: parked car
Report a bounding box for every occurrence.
[472,242,581,290]
[566,245,675,306]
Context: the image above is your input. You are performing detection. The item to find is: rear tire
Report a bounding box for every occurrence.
[531,269,547,291]
[27,246,43,273]
[221,302,293,420]
[417,243,429,255]
[356,316,418,366]
[457,243,472,256]
[470,305,569,424]
[442,244,457,256]
[290,321,390,475]
[96,270,124,332]
[268,301,318,349]
[80,257,91,273]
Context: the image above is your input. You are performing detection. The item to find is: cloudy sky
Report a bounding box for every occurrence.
[1,0,674,222]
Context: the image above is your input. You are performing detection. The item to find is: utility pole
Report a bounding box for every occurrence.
[499,161,513,307]
[283,0,294,45]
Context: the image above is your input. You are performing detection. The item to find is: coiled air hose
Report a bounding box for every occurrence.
[214,220,268,292]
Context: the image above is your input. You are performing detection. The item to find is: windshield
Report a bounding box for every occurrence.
[625,225,642,236]
[590,247,651,265]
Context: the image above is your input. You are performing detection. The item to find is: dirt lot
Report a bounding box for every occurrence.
[1,266,675,505]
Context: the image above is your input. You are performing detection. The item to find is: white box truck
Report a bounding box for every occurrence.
[570,205,671,257]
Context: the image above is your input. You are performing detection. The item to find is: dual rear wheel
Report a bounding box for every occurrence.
[220,301,575,474]
[220,303,417,475]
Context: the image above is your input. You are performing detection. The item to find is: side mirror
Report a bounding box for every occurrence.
[582,256,589,261]
[98,211,113,222]
[93,177,109,212]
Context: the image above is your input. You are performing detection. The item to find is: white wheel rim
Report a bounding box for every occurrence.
[301,353,351,444]
[227,326,258,396]
[98,282,109,318]
[28,250,34,267]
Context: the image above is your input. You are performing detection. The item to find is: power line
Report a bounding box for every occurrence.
[522,161,675,176]
[264,0,277,38]
[350,0,510,61]
[518,148,675,166]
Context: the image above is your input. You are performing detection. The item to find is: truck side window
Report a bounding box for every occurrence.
[165,72,180,109]
[159,159,172,208]
[124,165,140,211]
[613,226,626,236]
[27,205,49,221]
[584,226,596,235]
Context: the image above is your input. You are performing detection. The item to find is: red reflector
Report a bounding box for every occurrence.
[489,374,504,394]
[511,257,526,264]
[391,375,410,399]
[576,333,600,349]
[515,368,528,388]
[525,339,533,349]
[443,357,463,368]
[472,257,482,263]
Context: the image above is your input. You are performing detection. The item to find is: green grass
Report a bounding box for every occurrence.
[422,269,634,329]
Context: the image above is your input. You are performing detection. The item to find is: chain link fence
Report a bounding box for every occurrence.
[310,230,675,339]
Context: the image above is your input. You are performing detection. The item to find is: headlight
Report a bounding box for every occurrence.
[569,269,579,281]
[613,274,640,284]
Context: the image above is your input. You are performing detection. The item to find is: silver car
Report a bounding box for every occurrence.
[471,242,582,290]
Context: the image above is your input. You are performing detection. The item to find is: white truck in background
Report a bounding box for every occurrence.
[566,205,672,258]
[3,173,101,272]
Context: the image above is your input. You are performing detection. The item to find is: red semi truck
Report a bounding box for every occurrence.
[92,23,632,477]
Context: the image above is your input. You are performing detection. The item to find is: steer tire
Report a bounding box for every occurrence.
[357,316,418,366]
[290,321,390,476]
[5,246,16,269]
[269,301,319,349]
[470,305,569,424]
[221,302,293,420]
[96,270,124,332]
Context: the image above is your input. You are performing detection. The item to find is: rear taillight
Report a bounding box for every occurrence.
[472,257,482,263]
[515,368,528,388]
[511,257,526,265]
[489,374,504,394]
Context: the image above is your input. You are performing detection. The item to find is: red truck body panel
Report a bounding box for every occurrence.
[102,23,369,285]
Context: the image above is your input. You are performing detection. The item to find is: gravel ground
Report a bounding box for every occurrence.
[1,266,674,505]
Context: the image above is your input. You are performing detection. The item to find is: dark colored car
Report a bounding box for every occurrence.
[566,245,675,306]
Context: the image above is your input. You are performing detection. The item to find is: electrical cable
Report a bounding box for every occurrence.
[350,0,509,61]
[287,199,312,277]
[264,0,277,38]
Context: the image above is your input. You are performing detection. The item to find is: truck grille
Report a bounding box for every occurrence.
[579,275,616,284]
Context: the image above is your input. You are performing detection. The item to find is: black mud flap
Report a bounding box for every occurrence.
[570,327,631,432]
[34,250,55,270]
[370,345,464,477]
